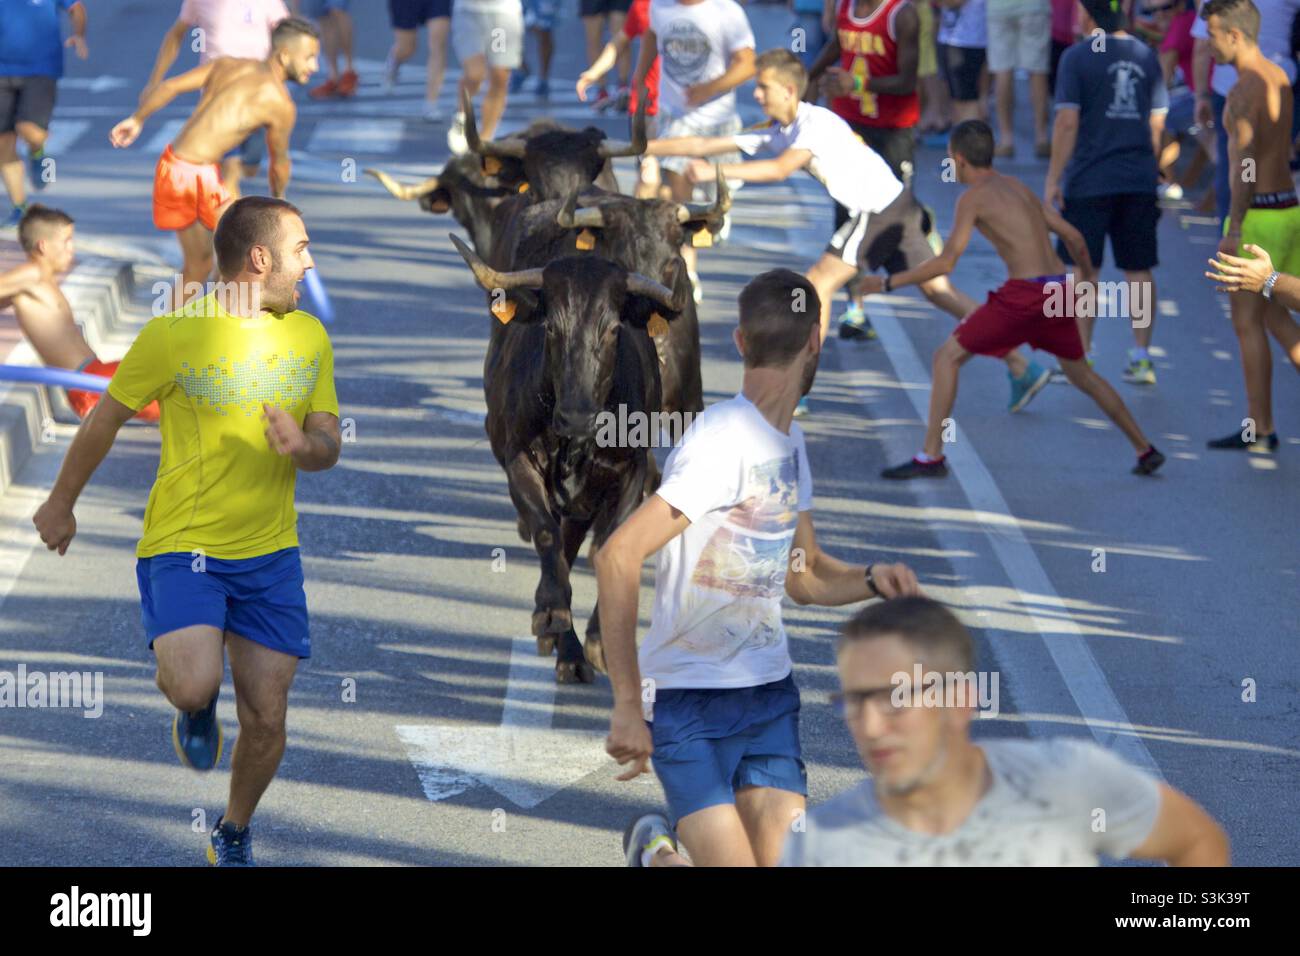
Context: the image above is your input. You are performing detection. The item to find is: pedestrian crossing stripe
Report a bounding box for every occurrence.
[41,121,91,156]
[145,119,187,154]
[306,119,404,155]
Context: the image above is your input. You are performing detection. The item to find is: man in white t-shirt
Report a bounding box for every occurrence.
[594,268,923,867]
[447,0,525,153]
[646,49,1050,416]
[781,597,1231,866]
[635,0,756,300]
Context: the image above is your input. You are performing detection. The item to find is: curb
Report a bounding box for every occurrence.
[0,255,139,499]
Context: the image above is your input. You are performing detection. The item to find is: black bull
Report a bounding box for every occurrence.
[452,235,687,683]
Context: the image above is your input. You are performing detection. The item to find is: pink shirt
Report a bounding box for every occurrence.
[1159,9,1203,91]
[1050,0,1078,44]
[179,0,290,63]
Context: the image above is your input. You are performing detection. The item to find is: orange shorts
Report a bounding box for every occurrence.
[68,359,160,423]
[152,144,231,232]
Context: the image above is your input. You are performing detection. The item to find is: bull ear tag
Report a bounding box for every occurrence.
[691,228,714,248]
[517,181,530,193]
[647,313,669,338]
[483,156,503,176]
[575,228,596,251]
[490,299,517,324]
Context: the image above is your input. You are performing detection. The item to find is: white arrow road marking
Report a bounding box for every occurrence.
[396,635,613,809]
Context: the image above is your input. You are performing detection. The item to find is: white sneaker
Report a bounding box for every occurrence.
[716,212,732,245]
[447,112,468,155]
[688,270,703,305]
[1157,181,1184,202]
[382,51,399,93]
[422,101,443,123]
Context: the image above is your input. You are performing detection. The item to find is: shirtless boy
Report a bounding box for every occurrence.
[109,17,319,309]
[863,121,1165,480]
[1201,0,1300,453]
[0,204,156,420]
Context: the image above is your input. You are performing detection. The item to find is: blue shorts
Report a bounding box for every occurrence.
[648,673,807,826]
[136,548,311,658]
[523,0,560,31]
[222,132,265,168]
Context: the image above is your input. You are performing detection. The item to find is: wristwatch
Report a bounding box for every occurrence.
[1262,271,1281,299]
[865,563,878,598]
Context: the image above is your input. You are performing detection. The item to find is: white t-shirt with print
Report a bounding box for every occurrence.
[650,0,756,126]
[641,393,813,691]
[733,101,903,217]
[780,738,1163,866]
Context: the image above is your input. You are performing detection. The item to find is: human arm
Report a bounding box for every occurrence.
[32,395,137,555]
[1042,198,1095,279]
[0,263,43,302]
[685,147,812,185]
[578,33,632,100]
[593,494,693,780]
[1206,245,1300,309]
[645,134,747,157]
[633,28,657,98]
[806,31,842,93]
[265,99,296,199]
[65,1,88,60]
[262,406,341,471]
[868,3,919,95]
[1128,784,1230,866]
[144,17,192,93]
[1193,35,1215,127]
[685,47,757,107]
[111,60,218,146]
[784,511,921,606]
[1044,107,1078,209]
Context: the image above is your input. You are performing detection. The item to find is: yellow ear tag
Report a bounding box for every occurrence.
[517,181,530,193]
[575,228,596,251]
[490,299,516,324]
[483,156,502,176]
[647,313,669,337]
[691,228,714,248]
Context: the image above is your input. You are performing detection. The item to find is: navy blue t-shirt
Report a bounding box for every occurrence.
[0,0,74,78]
[1053,36,1169,199]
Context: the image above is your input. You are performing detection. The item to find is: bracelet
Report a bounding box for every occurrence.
[1262,271,1281,299]
[853,72,864,94]
[864,563,878,597]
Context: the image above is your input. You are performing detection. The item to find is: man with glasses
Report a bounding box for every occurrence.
[781,597,1230,866]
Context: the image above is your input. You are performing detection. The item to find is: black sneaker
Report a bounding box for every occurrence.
[882,457,949,480]
[1206,430,1279,452]
[1133,445,1165,476]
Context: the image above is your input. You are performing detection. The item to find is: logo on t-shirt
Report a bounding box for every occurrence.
[661,18,712,86]
[1106,61,1145,120]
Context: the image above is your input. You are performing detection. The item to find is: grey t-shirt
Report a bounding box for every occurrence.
[780,739,1162,866]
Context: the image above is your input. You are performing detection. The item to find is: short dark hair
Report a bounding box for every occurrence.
[949,120,995,168]
[18,204,74,255]
[838,597,975,674]
[1201,0,1261,42]
[756,48,808,98]
[213,196,302,278]
[737,269,820,368]
[272,16,320,48]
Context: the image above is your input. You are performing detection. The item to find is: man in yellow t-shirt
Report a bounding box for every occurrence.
[32,196,340,867]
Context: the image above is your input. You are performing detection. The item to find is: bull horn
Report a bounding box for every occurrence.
[449,233,544,292]
[556,193,607,230]
[364,168,441,200]
[675,165,731,223]
[462,87,527,159]
[597,93,648,158]
[627,272,686,314]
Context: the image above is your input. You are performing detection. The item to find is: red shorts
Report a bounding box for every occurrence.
[67,359,160,422]
[152,144,231,232]
[954,276,1085,361]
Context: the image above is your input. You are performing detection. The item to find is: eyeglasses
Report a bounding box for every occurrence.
[831,687,920,719]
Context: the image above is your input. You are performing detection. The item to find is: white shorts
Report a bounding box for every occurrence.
[451,6,525,70]
[657,112,743,201]
[986,9,1050,74]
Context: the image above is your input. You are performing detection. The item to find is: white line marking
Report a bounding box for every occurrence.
[145,119,186,154]
[42,121,91,155]
[306,119,404,154]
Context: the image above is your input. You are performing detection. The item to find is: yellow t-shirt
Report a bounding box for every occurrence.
[107,292,339,560]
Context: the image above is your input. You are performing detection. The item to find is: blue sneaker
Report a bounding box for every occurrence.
[2,205,24,229]
[794,396,811,417]
[28,149,48,191]
[1008,361,1052,413]
[508,70,529,94]
[837,303,877,341]
[207,816,255,867]
[535,78,550,100]
[172,692,223,771]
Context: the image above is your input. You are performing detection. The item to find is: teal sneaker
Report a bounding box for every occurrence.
[28,148,48,191]
[837,303,876,341]
[1008,362,1052,413]
[2,205,25,229]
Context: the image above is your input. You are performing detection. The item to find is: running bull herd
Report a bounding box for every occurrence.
[366,93,727,683]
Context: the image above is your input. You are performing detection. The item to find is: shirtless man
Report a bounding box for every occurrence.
[864,121,1165,480]
[0,204,156,420]
[1201,0,1300,454]
[109,17,319,309]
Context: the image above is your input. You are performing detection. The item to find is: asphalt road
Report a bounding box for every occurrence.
[0,0,1295,866]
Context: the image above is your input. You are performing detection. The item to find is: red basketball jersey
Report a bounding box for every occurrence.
[829,0,920,129]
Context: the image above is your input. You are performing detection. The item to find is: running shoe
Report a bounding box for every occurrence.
[623,812,676,867]
[382,51,399,92]
[447,112,469,155]
[27,148,48,191]
[535,78,550,100]
[172,692,223,771]
[422,101,443,123]
[716,212,732,245]
[2,204,25,229]
[1206,430,1279,452]
[1034,141,1051,159]
[882,456,949,480]
[794,396,810,417]
[508,69,529,95]
[1133,445,1165,476]
[1123,353,1157,385]
[688,269,703,305]
[309,76,339,100]
[207,816,255,867]
[1008,362,1051,413]
[335,69,358,97]
[592,88,612,112]
[838,303,877,341]
[1157,181,1184,203]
